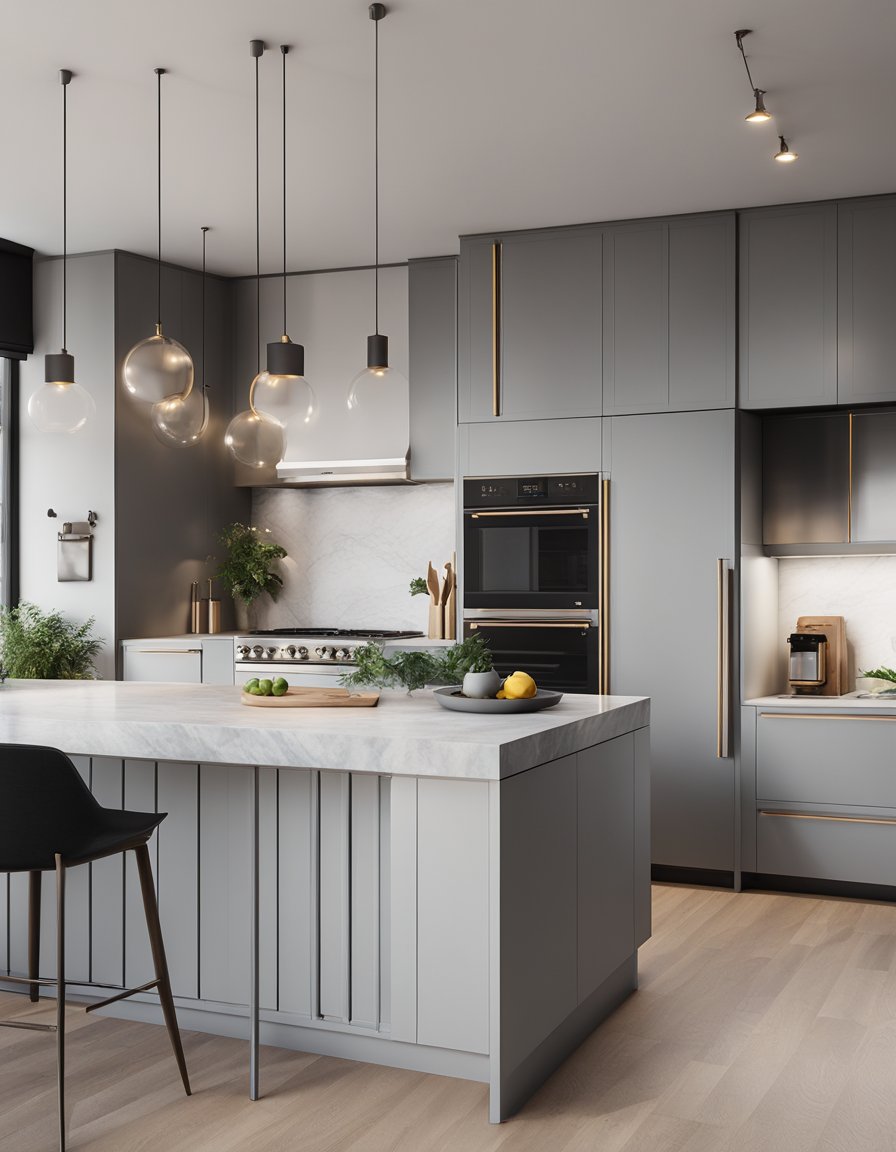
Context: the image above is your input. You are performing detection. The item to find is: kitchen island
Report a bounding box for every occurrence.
[0,680,650,1122]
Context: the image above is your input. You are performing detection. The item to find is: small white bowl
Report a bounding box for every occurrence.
[856,676,896,696]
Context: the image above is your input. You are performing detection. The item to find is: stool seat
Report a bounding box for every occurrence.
[0,742,191,1151]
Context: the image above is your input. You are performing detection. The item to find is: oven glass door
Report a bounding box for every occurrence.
[464,620,598,694]
[463,507,598,610]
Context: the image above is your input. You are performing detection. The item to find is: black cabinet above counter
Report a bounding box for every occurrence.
[763,408,896,553]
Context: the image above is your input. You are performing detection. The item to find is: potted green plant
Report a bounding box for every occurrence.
[340,635,497,696]
[213,523,287,627]
[0,602,104,679]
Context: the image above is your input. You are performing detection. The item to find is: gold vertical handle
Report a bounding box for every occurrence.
[599,477,610,694]
[848,410,853,543]
[716,558,730,758]
[492,241,502,417]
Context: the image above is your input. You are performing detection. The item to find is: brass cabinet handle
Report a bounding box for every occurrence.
[129,648,202,655]
[759,809,896,827]
[717,559,731,758]
[759,712,896,722]
[492,241,502,417]
[470,508,590,519]
[468,621,591,630]
[599,477,610,694]
[848,410,853,543]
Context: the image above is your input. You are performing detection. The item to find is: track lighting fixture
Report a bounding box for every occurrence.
[774,135,798,163]
[734,30,772,124]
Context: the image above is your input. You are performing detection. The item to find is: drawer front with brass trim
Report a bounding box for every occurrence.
[757,713,896,809]
[757,805,896,886]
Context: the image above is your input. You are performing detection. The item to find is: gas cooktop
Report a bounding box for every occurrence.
[245,628,424,639]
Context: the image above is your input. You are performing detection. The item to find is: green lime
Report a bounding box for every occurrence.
[247,686,262,695]
[258,679,273,696]
[244,678,259,691]
[272,678,289,697]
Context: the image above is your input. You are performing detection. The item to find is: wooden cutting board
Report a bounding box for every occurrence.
[241,687,380,708]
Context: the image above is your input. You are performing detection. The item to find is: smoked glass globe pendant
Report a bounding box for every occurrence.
[122,68,195,407]
[29,69,96,435]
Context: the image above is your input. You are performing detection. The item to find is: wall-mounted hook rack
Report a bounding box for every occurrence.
[52,510,99,582]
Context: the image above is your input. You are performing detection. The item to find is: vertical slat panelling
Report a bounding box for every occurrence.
[199,764,251,1004]
[378,776,391,1031]
[278,768,313,1017]
[157,762,199,999]
[0,872,7,974]
[318,771,350,1021]
[259,768,279,1010]
[389,776,417,1043]
[124,760,157,989]
[90,757,125,986]
[350,773,380,1029]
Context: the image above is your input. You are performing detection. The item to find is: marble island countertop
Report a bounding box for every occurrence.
[0,680,649,780]
[745,691,896,712]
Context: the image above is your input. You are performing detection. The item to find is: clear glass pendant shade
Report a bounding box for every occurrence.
[151,387,210,447]
[122,327,194,404]
[27,381,95,435]
[347,363,408,414]
[225,375,285,469]
[252,370,316,427]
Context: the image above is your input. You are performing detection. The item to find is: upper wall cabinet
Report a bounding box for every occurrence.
[602,213,735,415]
[838,196,896,406]
[408,256,457,481]
[739,204,838,410]
[457,228,602,424]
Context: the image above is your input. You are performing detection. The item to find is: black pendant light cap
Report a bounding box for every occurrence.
[250,39,265,57]
[45,352,75,384]
[369,3,386,20]
[267,337,305,378]
[367,333,389,371]
[59,69,72,86]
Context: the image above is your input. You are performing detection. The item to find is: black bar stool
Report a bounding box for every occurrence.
[0,743,191,1151]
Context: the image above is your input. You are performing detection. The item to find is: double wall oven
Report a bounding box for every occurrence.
[463,473,609,694]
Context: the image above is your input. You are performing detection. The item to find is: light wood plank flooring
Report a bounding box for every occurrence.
[4,883,896,1151]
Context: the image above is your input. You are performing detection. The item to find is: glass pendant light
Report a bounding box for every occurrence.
[29,69,95,435]
[254,43,316,438]
[226,40,285,469]
[122,68,194,405]
[346,4,408,417]
[152,226,211,446]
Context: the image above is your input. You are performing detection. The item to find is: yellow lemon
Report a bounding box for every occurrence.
[503,671,537,700]
[496,689,507,699]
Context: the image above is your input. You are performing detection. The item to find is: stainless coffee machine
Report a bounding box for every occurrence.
[787,616,847,696]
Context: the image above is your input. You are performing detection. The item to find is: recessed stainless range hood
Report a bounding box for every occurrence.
[274,455,412,487]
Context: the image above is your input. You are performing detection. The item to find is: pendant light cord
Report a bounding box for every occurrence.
[255,50,261,376]
[374,12,379,336]
[201,227,208,393]
[62,72,68,353]
[281,46,288,337]
[155,68,164,329]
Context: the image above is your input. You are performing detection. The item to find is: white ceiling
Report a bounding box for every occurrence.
[2,0,895,277]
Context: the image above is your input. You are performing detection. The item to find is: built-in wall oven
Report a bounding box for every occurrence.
[463,473,609,694]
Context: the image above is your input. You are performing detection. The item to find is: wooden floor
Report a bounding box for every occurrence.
[4,883,896,1151]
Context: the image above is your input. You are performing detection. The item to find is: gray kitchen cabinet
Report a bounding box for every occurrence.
[604,410,736,875]
[739,203,838,409]
[458,416,601,477]
[762,412,850,549]
[458,227,602,424]
[838,196,896,406]
[602,213,735,415]
[850,410,896,542]
[121,636,235,685]
[751,710,896,887]
[408,256,456,481]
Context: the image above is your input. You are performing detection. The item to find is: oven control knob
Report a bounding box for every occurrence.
[314,646,328,659]
[297,646,308,660]
[266,647,278,659]
[252,645,264,659]
[286,645,297,658]
[237,645,251,658]
[336,648,351,661]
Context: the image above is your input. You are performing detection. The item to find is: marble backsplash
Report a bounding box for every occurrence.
[778,555,896,685]
[250,483,456,632]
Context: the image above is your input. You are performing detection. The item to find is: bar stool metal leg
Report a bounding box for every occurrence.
[28,870,41,1003]
[55,854,66,1152]
[134,843,192,1096]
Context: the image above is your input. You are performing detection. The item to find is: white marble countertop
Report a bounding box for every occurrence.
[745,692,896,712]
[0,680,649,781]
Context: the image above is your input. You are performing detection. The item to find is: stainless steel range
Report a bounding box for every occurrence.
[234,628,424,688]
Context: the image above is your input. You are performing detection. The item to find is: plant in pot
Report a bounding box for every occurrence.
[213,523,287,628]
[458,647,501,699]
[0,602,104,679]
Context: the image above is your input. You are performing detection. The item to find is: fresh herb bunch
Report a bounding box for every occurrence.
[341,634,494,695]
[0,602,104,679]
[409,576,427,597]
[859,666,896,683]
[214,523,287,607]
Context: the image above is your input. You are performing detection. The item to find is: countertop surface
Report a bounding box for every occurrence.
[0,680,649,780]
[745,692,896,712]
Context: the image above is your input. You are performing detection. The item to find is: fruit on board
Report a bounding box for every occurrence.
[272,677,289,697]
[502,671,537,700]
[258,679,274,696]
[244,678,259,691]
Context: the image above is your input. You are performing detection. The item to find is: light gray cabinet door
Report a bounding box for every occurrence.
[838,197,896,406]
[850,411,896,543]
[458,229,601,423]
[739,204,837,409]
[408,257,456,480]
[605,410,736,873]
[602,214,735,415]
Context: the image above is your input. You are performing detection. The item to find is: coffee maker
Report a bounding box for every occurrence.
[787,616,847,696]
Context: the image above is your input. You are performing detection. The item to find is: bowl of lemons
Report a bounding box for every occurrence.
[433,670,563,714]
